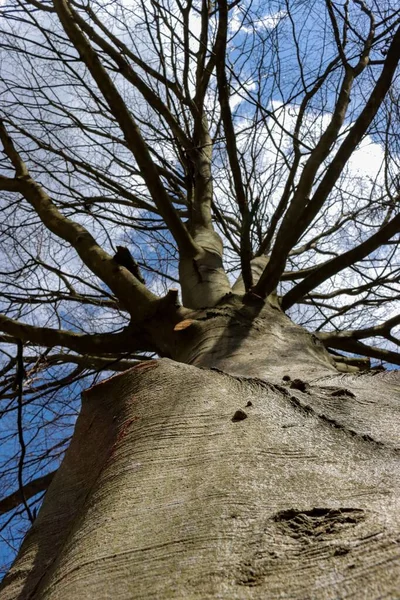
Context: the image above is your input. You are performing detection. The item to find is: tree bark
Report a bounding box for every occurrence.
[2,310,400,599]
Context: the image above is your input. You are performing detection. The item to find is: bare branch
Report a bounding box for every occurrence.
[0,121,160,321]
[215,0,253,290]
[253,25,400,298]
[0,314,133,355]
[0,471,56,516]
[318,335,400,366]
[53,0,198,257]
[282,211,400,310]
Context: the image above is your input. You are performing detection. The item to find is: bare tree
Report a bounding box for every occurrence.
[0,0,399,597]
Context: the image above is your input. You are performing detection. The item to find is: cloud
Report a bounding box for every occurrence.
[230,7,287,34]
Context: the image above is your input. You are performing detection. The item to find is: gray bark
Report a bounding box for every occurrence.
[2,307,400,599]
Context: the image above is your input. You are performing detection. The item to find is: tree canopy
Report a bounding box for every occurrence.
[0,0,399,574]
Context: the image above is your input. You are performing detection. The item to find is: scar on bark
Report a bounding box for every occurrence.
[232,409,248,422]
[272,507,365,539]
[289,379,309,393]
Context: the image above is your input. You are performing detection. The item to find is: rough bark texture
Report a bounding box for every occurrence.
[170,298,336,382]
[2,315,400,598]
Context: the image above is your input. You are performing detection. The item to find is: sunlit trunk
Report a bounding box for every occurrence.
[2,308,400,599]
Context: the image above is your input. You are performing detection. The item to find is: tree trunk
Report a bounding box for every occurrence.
[2,304,400,599]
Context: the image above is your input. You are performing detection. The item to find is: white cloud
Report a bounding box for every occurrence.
[347,135,385,180]
[230,8,286,34]
[229,81,257,110]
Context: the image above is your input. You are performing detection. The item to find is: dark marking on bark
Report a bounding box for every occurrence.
[361,433,383,445]
[208,366,230,376]
[232,409,248,422]
[192,258,203,283]
[282,375,291,382]
[287,393,394,449]
[289,395,314,415]
[272,507,365,540]
[330,388,356,398]
[272,383,292,396]
[320,413,386,447]
[246,400,253,407]
[334,545,350,556]
[193,367,399,452]
[290,378,309,393]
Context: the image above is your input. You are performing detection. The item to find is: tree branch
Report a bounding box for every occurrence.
[282,211,400,310]
[68,2,192,150]
[318,335,400,367]
[253,25,400,298]
[0,314,133,355]
[0,121,161,322]
[14,340,35,523]
[53,0,198,257]
[31,353,146,372]
[318,315,400,343]
[215,0,253,290]
[0,471,56,516]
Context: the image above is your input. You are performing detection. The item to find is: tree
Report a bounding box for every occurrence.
[0,0,400,596]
